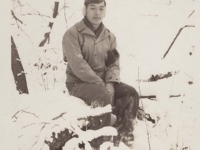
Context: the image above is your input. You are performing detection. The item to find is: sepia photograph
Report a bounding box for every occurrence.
[1,0,200,149]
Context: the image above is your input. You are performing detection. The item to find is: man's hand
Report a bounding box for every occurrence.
[106,82,115,105]
[106,82,115,94]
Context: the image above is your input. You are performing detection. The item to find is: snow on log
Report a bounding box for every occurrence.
[70,122,117,142]
[9,92,115,150]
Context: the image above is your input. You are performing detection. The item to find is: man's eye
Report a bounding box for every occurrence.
[91,8,95,10]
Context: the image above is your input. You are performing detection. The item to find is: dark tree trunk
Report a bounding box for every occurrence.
[11,36,29,94]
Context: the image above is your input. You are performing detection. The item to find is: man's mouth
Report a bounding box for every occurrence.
[93,17,101,20]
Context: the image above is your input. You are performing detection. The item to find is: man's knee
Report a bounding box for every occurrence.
[95,90,112,106]
[126,86,139,100]
[80,84,111,107]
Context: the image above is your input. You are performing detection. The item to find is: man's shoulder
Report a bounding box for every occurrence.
[104,26,116,42]
[63,20,85,37]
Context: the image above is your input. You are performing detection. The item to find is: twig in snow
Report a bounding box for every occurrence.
[11,12,33,44]
[12,107,29,119]
[32,135,39,147]
[147,71,179,82]
[188,10,195,18]
[68,11,76,21]
[16,0,23,6]
[22,110,39,118]
[52,112,67,120]
[26,3,49,21]
[22,123,36,129]
[138,67,151,150]
[140,95,181,99]
[11,10,23,24]
[162,25,195,59]
[21,13,51,18]
[40,122,50,131]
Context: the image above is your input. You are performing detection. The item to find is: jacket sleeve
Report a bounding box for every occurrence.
[62,30,105,87]
[105,34,120,84]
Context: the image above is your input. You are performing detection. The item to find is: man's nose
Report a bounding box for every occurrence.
[95,9,100,15]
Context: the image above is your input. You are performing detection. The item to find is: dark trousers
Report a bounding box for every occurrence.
[66,82,139,131]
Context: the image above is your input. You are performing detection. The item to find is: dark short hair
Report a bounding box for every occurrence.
[84,1,106,7]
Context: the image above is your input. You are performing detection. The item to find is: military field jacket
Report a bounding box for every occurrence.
[62,19,120,87]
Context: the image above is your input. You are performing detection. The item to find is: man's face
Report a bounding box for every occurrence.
[85,2,106,26]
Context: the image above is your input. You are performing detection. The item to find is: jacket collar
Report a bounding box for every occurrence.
[83,17,104,38]
[77,19,110,43]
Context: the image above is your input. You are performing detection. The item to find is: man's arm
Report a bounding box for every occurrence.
[105,34,120,85]
[62,30,105,87]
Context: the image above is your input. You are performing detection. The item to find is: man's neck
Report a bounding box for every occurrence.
[83,17,104,38]
[92,24,100,31]
[84,17,100,31]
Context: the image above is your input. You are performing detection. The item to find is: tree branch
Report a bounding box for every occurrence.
[21,110,39,118]
[162,25,195,59]
[12,107,29,119]
[64,0,68,27]
[22,123,36,129]
[11,10,23,24]
[188,10,195,18]
[39,2,59,47]
[52,112,67,120]
[140,94,181,99]
[21,13,51,18]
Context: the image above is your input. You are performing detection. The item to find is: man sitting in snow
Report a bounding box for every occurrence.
[62,0,139,148]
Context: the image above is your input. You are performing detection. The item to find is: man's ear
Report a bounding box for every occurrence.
[82,6,86,16]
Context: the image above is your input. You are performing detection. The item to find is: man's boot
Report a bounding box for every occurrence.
[113,96,137,148]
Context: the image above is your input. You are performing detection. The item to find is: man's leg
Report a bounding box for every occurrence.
[67,83,113,148]
[113,82,140,147]
[67,83,112,130]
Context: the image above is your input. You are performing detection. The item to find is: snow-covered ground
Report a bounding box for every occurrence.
[1,0,200,149]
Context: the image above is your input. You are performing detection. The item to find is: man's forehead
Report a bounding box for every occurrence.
[88,2,106,7]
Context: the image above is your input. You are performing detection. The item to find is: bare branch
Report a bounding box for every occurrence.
[64,0,68,26]
[21,110,39,118]
[68,11,76,21]
[188,10,195,18]
[11,10,23,24]
[40,122,50,131]
[140,95,181,99]
[26,3,49,21]
[32,135,39,147]
[22,123,36,129]
[162,25,195,59]
[12,107,29,119]
[21,13,51,18]
[39,2,59,47]
[52,112,67,120]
